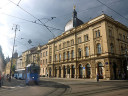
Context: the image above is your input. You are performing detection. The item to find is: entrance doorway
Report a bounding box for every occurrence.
[59,66,61,78]
[49,67,51,77]
[98,63,103,79]
[63,66,66,78]
[72,65,75,78]
[79,64,83,78]
[55,67,57,77]
[113,62,117,79]
[86,64,91,78]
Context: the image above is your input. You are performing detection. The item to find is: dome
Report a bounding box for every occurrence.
[65,18,84,31]
[64,7,84,31]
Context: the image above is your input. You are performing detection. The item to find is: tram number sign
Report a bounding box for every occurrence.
[83,67,85,69]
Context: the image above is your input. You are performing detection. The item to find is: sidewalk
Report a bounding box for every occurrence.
[40,77,128,82]
[2,78,25,87]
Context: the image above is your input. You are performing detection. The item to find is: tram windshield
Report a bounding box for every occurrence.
[31,66,40,74]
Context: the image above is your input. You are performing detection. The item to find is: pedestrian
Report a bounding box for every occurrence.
[97,73,99,82]
[121,73,124,80]
[47,72,48,77]
[118,70,121,80]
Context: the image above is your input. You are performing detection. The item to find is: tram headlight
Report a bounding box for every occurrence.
[32,77,34,79]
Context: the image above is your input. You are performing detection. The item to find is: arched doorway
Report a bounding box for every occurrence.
[113,62,117,79]
[63,66,66,78]
[86,64,91,78]
[98,63,103,79]
[49,67,51,77]
[79,64,83,78]
[67,66,70,78]
[59,66,61,78]
[72,65,75,78]
[55,67,57,77]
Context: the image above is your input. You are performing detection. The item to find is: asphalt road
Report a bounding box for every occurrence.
[0,78,128,96]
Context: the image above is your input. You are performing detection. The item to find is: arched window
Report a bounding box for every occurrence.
[110,43,114,53]
[78,48,81,58]
[97,44,101,54]
[85,47,89,56]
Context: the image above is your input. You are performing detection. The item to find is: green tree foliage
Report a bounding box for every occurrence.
[0,45,5,71]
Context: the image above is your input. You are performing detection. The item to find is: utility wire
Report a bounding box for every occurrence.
[1,12,63,32]
[8,0,57,37]
[97,0,128,22]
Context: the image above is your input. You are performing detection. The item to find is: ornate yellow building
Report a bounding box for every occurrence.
[47,8,128,80]
[40,45,48,76]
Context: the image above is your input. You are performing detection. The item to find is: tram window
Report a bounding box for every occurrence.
[31,67,40,74]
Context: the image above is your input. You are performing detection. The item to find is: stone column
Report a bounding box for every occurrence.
[57,66,59,78]
[61,66,63,78]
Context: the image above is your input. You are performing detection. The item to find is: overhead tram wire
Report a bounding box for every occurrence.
[0,12,64,33]
[97,0,128,22]
[8,0,57,38]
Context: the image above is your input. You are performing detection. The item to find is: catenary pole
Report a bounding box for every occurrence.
[9,24,20,81]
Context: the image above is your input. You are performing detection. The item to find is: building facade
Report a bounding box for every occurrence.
[47,9,128,80]
[40,45,48,76]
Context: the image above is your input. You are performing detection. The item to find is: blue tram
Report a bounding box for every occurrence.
[25,63,40,85]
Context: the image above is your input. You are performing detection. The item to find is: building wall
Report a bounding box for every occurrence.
[47,14,128,80]
[40,45,48,76]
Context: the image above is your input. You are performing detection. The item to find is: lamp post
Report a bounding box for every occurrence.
[9,24,20,81]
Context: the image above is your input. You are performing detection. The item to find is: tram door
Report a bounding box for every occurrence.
[72,65,75,78]
[86,64,91,78]
[98,63,103,79]
[79,65,83,78]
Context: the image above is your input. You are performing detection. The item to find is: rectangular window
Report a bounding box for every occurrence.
[67,41,70,47]
[109,29,112,36]
[119,34,122,40]
[71,39,74,46]
[59,44,61,50]
[63,42,66,48]
[43,52,45,57]
[123,35,125,40]
[46,51,47,56]
[40,53,42,58]
[55,54,57,61]
[43,60,44,64]
[78,37,81,44]
[67,51,70,60]
[49,56,52,63]
[55,46,57,51]
[46,59,47,64]
[71,50,74,58]
[84,34,88,42]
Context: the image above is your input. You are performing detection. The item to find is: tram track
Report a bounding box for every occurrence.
[63,85,128,96]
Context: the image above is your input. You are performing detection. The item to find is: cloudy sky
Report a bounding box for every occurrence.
[0,0,128,58]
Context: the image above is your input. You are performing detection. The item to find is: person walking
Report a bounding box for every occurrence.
[97,73,99,82]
